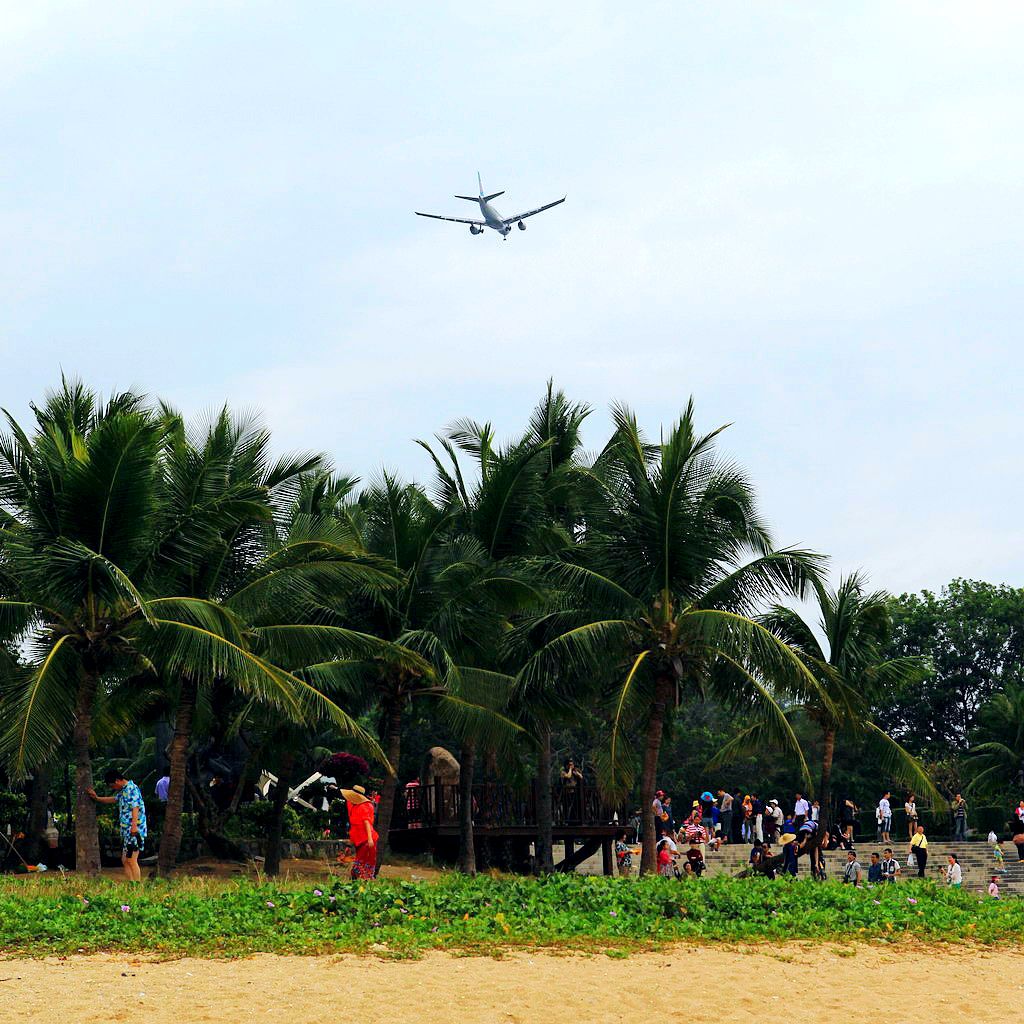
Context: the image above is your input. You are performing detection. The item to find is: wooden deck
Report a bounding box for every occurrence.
[390,781,625,874]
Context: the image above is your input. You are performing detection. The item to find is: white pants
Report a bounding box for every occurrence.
[754,814,763,842]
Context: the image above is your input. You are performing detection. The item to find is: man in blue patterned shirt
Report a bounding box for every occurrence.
[87,769,147,882]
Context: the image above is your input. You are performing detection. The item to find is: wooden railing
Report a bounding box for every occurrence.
[392,781,619,830]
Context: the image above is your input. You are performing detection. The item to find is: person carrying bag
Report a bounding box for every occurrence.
[910,824,929,878]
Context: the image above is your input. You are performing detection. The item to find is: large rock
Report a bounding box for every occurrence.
[421,746,460,786]
[421,746,460,824]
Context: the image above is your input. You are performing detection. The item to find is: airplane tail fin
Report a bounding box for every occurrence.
[456,174,503,203]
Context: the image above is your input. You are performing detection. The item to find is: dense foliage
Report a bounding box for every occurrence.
[0,875,1019,955]
[1,380,1021,879]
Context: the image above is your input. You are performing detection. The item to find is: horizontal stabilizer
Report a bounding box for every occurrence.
[482,191,504,202]
[455,195,480,201]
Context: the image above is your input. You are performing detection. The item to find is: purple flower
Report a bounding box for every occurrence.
[120,904,131,913]
[907,898,918,904]
[872,899,881,905]
[609,910,618,917]
[329,895,336,902]
[266,901,276,909]
[313,889,323,897]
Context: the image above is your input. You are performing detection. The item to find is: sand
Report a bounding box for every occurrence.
[3,945,1022,1024]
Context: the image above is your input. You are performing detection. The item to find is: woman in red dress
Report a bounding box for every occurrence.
[343,785,378,879]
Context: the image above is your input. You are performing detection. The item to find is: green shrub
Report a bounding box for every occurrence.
[223,802,305,841]
[0,791,27,828]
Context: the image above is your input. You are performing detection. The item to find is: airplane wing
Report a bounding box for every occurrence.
[415,211,486,226]
[503,196,566,226]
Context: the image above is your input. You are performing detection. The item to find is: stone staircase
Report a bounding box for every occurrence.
[698,839,1022,895]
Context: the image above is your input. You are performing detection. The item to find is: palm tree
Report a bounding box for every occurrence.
[149,413,408,875]
[749,573,941,825]
[511,383,591,872]
[965,683,1024,798]
[0,383,389,874]
[519,402,826,874]
[417,417,553,872]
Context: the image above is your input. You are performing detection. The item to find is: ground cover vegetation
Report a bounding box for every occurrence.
[0,874,1020,956]
[0,379,1021,881]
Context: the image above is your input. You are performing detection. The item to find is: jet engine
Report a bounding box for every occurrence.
[469,225,483,235]
[517,220,526,231]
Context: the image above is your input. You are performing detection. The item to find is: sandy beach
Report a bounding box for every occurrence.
[4,945,1022,1024]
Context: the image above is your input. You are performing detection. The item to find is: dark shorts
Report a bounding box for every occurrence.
[122,834,144,858]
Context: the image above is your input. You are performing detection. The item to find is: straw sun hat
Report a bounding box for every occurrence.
[341,784,371,805]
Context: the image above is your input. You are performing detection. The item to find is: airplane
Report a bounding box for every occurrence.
[415,173,566,240]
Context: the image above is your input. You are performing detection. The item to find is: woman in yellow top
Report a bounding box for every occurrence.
[910,824,928,878]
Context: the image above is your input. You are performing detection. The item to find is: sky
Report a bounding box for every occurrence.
[2,1,1022,596]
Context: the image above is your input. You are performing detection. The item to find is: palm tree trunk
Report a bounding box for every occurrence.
[25,760,53,865]
[374,698,404,872]
[155,676,197,877]
[457,739,476,875]
[639,673,673,875]
[535,723,554,873]
[72,673,101,875]
[264,751,295,877]
[819,725,837,829]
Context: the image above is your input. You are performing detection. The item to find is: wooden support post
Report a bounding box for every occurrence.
[564,838,574,863]
[602,838,614,877]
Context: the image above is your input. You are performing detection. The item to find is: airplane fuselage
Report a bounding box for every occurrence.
[480,199,511,236]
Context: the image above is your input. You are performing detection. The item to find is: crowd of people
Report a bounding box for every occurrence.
[613,785,1024,891]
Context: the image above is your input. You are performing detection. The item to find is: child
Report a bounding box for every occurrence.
[686,841,706,877]
[993,838,1007,874]
[615,830,633,877]
[988,876,1000,899]
[657,838,674,877]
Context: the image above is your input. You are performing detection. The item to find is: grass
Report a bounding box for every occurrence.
[0,873,1019,958]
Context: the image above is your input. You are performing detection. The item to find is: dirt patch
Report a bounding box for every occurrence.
[90,856,444,883]
[4,945,1022,1024]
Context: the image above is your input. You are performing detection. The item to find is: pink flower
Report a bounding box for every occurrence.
[609,910,618,917]
[313,889,323,897]
[907,897,918,904]
[120,905,130,913]
[266,901,275,908]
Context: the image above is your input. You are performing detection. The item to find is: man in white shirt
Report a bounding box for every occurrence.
[878,791,892,844]
[793,792,810,828]
[880,847,900,883]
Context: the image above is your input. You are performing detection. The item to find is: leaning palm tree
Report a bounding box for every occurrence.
[751,573,942,822]
[519,401,827,874]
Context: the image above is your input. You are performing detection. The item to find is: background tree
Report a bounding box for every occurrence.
[877,579,1024,754]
